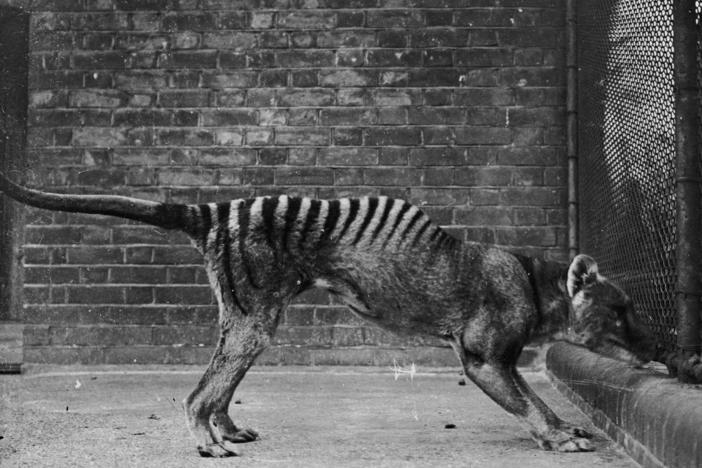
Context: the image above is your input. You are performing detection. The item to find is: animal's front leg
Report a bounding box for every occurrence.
[452,343,593,452]
[183,318,270,457]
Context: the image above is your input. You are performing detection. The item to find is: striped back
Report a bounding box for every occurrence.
[191,195,455,257]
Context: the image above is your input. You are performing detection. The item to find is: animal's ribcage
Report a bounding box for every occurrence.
[187,195,460,317]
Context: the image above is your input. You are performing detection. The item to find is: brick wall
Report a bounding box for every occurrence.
[9,0,567,365]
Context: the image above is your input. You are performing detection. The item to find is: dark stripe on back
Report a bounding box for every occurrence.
[429,226,442,243]
[352,197,379,245]
[370,198,394,244]
[337,198,360,241]
[282,197,302,252]
[400,210,424,242]
[217,202,246,314]
[238,199,258,288]
[383,201,411,248]
[198,204,212,248]
[410,218,432,247]
[320,199,340,243]
[261,196,278,249]
[299,199,322,249]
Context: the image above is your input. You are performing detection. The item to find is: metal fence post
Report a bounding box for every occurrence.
[566,0,578,260]
[673,0,702,377]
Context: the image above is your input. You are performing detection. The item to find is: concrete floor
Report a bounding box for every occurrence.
[0,366,638,468]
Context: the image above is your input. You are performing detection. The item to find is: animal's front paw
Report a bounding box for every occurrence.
[559,423,593,439]
[535,430,594,452]
[212,411,259,443]
[221,426,259,443]
[197,441,240,457]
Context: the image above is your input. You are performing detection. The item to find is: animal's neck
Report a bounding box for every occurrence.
[523,257,574,339]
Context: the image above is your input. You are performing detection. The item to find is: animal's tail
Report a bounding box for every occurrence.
[0,171,197,234]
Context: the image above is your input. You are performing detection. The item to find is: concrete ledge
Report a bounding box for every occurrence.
[0,322,23,373]
[547,342,702,468]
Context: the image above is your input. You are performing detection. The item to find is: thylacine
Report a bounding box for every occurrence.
[0,172,656,456]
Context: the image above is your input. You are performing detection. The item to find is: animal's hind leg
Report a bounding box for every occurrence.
[451,341,593,452]
[184,314,274,457]
[508,367,593,440]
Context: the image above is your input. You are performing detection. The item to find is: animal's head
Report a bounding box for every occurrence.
[566,254,657,366]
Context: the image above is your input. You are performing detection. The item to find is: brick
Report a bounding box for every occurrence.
[410,148,469,166]
[73,13,130,31]
[219,11,248,29]
[333,128,363,146]
[319,69,375,88]
[495,227,557,247]
[275,167,333,186]
[151,246,203,264]
[408,69,460,87]
[367,10,423,28]
[500,67,562,87]
[277,11,336,29]
[162,13,216,31]
[508,107,564,127]
[337,11,365,27]
[72,127,128,147]
[158,50,217,68]
[318,147,378,166]
[278,89,335,107]
[214,129,245,146]
[455,88,514,106]
[280,149,315,166]
[498,147,557,166]
[454,126,512,145]
[320,108,375,126]
[114,71,168,91]
[158,167,216,186]
[275,128,329,146]
[409,188,471,206]
[202,32,256,50]
[198,148,255,166]
[157,128,213,146]
[454,166,513,187]
[411,29,468,48]
[500,187,564,206]
[366,49,422,67]
[73,51,128,69]
[201,109,257,126]
[115,0,170,9]
[364,127,420,146]
[25,267,80,285]
[318,30,376,48]
[277,50,335,68]
[363,168,420,186]
[259,148,287,165]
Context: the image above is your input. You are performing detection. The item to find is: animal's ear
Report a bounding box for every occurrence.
[567,254,599,297]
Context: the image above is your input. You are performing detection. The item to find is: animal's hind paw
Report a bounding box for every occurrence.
[536,430,595,452]
[197,441,240,458]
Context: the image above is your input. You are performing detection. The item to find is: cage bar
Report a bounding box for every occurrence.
[673,0,702,360]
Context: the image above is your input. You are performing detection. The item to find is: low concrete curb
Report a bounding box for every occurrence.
[546,342,702,468]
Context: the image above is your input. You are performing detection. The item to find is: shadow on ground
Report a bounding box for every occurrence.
[1,366,638,468]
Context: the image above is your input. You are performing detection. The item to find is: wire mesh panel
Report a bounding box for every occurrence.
[577,1,678,350]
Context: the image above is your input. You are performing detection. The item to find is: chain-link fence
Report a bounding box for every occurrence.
[577,1,700,353]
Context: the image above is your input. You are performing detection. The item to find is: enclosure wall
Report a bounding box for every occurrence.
[1,0,568,364]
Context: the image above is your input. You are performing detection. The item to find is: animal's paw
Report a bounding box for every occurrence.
[559,423,593,439]
[221,426,259,443]
[211,412,259,443]
[197,441,240,458]
[536,430,595,452]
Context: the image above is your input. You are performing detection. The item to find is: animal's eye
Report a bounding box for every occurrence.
[614,320,623,328]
